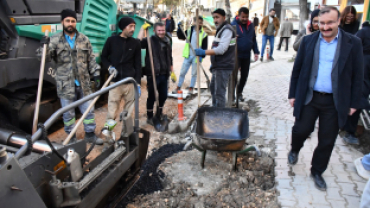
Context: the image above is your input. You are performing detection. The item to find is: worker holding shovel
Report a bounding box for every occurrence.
[100,17,142,139]
[37,9,103,144]
[174,16,208,94]
[137,22,173,130]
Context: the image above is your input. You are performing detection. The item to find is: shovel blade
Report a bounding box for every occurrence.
[152,116,169,132]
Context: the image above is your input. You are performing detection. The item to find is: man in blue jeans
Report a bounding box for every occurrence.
[259,8,280,61]
[174,16,208,94]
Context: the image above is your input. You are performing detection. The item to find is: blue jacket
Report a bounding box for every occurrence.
[231,17,259,58]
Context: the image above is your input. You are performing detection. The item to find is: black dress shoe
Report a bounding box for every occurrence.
[288,150,299,165]
[310,173,327,191]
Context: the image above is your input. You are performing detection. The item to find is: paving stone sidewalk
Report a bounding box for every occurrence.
[244,57,367,208]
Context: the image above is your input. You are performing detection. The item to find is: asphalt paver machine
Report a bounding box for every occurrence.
[0,78,150,207]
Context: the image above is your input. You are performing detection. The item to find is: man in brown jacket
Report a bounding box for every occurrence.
[259,8,280,61]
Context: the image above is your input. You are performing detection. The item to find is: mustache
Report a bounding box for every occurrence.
[321,29,333,32]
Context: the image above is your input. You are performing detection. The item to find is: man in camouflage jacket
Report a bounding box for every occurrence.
[39,9,103,144]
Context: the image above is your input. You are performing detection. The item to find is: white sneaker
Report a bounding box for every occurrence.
[354,157,370,180]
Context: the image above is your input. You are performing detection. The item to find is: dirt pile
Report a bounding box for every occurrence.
[124,146,279,208]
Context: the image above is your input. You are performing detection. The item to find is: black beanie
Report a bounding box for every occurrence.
[61,9,77,21]
[119,17,136,30]
[212,8,226,17]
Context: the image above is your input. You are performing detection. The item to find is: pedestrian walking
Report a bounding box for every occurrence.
[137,22,173,125]
[293,9,320,52]
[287,6,364,191]
[342,20,370,145]
[165,13,175,37]
[37,9,104,144]
[340,6,360,35]
[174,16,208,94]
[231,7,259,102]
[194,8,236,108]
[100,17,142,137]
[253,13,259,35]
[277,17,293,52]
[259,8,280,61]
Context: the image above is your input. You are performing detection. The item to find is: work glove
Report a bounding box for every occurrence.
[194,49,206,57]
[94,76,101,88]
[40,36,50,45]
[142,22,151,30]
[170,71,177,83]
[137,85,141,97]
[108,66,118,78]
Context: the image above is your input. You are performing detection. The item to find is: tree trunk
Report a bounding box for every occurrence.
[299,0,308,30]
[224,0,232,23]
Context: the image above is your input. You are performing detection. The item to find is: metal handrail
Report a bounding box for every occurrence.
[15,78,139,159]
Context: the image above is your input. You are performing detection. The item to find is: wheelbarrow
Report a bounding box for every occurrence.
[191,107,261,170]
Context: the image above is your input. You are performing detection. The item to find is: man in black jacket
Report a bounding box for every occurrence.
[101,17,142,136]
[165,14,175,37]
[288,7,364,191]
[342,20,370,145]
[138,22,173,125]
[174,16,208,94]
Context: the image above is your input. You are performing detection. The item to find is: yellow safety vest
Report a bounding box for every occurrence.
[182,28,207,62]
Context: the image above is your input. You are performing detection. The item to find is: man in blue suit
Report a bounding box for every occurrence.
[287,6,364,191]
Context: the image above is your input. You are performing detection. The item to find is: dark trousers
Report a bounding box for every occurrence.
[236,57,251,95]
[210,70,232,107]
[147,74,168,118]
[291,92,339,175]
[0,27,7,52]
[343,110,361,135]
[278,37,289,51]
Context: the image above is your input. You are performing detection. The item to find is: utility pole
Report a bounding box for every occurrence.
[299,0,308,30]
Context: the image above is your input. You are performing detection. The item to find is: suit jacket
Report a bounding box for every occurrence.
[288,29,364,128]
[280,22,293,37]
[260,16,280,36]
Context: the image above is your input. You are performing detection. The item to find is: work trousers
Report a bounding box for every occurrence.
[147,74,168,118]
[178,56,197,88]
[343,109,361,135]
[291,92,339,175]
[60,86,96,133]
[236,57,251,95]
[261,35,275,57]
[278,37,290,51]
[106,82,135,121]
[210,70,232,107]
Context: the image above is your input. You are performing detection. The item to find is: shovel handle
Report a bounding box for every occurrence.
[32,30,49,134]
[62,74,114,145]
[145,29,160,107]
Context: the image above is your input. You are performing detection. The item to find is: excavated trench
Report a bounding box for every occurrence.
[113,100,279,208]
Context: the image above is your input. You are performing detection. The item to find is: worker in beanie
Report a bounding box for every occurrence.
[194,8,236,107]
[101,17,142,139]
[37,9,103,144]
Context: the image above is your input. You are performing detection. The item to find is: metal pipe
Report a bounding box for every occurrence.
[9,136,63,153]
[15,78,139,159]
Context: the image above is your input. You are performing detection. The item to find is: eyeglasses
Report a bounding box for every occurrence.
[318,21,336,26]
[312,20,319,25]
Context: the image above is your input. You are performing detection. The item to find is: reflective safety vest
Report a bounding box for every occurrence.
[182,28,207,62]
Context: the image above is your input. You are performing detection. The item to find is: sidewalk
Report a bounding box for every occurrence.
[244,54,367,207]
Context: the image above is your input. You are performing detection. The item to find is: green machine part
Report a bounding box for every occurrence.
[14,0,117,64]
[13,1,155,66]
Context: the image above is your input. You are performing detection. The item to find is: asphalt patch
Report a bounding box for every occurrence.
[116,143,185,207]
